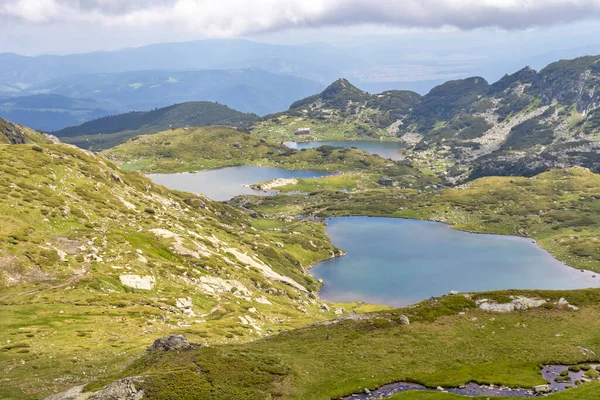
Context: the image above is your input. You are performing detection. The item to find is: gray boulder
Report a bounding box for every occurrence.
[533,384,552,394]
[147,335,190,352]
[44,378,144,400]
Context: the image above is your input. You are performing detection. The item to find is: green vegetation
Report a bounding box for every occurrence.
[103,126,438,190]
[252,79,421,142]
[83,288,600,399]
[410,77,490,133]
[0,142,352,399]
[54,102,259,150]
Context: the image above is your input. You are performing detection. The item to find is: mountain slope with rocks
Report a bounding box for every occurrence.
[254,56,600,182]
[0,117,56,145]
[253,78,422,141]
[0,127,344,399]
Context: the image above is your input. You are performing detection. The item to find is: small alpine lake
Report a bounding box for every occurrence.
[284,140,406,161]
[311,217,600,307]
[148,166,330,201]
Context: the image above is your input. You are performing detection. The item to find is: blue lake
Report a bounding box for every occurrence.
[310,217,600,307]
[284,140,406,161]
[148,166,329,201]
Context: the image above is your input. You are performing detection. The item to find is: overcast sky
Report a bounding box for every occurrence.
[3,0,600,55]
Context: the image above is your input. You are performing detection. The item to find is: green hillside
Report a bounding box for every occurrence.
[54,102,259,150]
[0,140,349,399]
[253,78,422,142]
[103,125,438,190]
[56,287,600,399]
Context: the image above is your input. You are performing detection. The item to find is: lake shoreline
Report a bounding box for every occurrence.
[309,216,600,307]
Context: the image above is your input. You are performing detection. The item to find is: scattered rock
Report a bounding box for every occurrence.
[176,297,193,310]
[399,315,410,325]
[44,378,144,400]
[147,335,190,352]
[320,304,331,312]
[119,275,155,290]
[254,296,272,305]
[479,296,546,312]
[252,178,298,191]
[558,297,569,306]
[533,384,552,394]
[110,173,124,184]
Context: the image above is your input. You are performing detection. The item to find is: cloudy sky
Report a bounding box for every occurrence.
[3,0,600,54]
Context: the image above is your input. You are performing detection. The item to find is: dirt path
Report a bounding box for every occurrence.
[0,262,91,301]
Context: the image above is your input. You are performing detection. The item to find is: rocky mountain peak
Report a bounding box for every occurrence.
[320,78,367,102]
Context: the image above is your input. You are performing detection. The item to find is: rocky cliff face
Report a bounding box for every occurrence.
[0,117,54,144]
[402,56,600,181]
[0,117,30,144]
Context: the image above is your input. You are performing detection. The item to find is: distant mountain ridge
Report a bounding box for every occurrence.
[0,39,364,87]
[0,94,118,132]
[16,68,323,117]
[53,101,260,150]
[254,55,600,181]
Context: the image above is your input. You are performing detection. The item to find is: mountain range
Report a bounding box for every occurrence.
[0,68,322,129]
[255,56,600,181]
[4,38,600,133]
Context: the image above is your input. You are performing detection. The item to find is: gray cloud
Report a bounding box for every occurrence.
[2,0,600,34]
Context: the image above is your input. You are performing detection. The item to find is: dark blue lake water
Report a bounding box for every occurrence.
[284,140,406,161]
[148,166,329,201]
[310,217,600,307]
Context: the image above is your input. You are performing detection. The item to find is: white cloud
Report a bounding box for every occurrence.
[2,0,600,34]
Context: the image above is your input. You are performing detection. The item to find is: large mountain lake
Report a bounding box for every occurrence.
[284,140,406,160]
[311,217,600,307]
[148,166,329,201]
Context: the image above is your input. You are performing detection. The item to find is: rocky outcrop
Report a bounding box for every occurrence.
[532,384,552,394]
[147,335,191,352]
[119,275,155,290]
[44,378,144,400]
[0,118,29,144]
[44,133,61,144]
[477,296,546,312]
[251,178,298,191]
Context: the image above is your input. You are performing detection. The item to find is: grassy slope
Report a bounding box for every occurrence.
[251,79,420,143]
[251,110,390,143]
[0,143,350,399]
[85,289,600,399]
[4,122,600,399]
